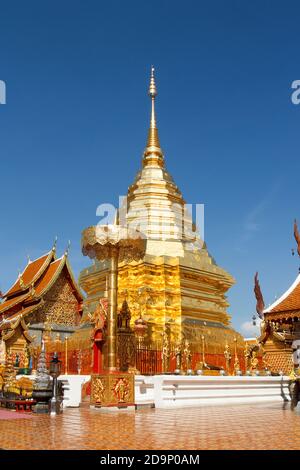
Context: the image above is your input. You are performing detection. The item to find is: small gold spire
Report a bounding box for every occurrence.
[144,66,163,164]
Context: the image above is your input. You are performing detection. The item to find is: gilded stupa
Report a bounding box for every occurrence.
[80,67,244,356]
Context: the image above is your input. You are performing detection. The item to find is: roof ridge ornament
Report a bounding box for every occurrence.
[254,272,265,319]
[52,236,58,252]
[18,270,25,289]
[65,240,71,257]
[29,283,36,298]
[294,219,300,257]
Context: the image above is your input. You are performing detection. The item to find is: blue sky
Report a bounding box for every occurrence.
[0,0,300,335]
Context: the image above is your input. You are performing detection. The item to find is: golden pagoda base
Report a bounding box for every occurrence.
[90,372,135,408]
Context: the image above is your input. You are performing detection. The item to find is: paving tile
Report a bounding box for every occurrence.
[0,403,300,449]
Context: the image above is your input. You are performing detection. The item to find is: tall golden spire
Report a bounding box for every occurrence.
[143,66,164,166]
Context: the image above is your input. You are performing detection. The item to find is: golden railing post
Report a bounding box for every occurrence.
[201,335,205,368]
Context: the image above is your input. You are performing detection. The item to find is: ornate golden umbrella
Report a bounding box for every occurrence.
[82,224,146,371]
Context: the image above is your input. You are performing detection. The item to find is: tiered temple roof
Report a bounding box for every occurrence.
[0,245,83,332]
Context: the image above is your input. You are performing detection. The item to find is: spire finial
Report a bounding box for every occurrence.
[143,65,164,165]
[148,65,157,98]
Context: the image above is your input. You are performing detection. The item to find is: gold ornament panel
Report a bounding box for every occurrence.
[91,373,135,407]
[118,261,182,342]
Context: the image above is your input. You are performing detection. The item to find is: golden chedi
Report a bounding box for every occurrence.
[80,67,244,361]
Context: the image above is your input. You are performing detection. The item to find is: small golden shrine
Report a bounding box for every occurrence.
[80,67,244,367]
[0,242,83,361]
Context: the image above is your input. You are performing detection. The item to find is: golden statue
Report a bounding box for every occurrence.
[55,333,61,344]
[233,356,240,375]
[23,345,29,369]
[114,377,129,403]
[43,320,52,343]
[250,351,259,374]
[244,342,251,371]
[232,337,240,375]
[224,343,231,373]
[88,300,107,332]
[174,340,182,370]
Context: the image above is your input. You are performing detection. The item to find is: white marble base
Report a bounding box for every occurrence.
[16,374,91,408]
[59,375,90,407]
[17,373,291,409]
[135,375,290,408]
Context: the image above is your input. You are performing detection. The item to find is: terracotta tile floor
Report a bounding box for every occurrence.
[0,402,300,450]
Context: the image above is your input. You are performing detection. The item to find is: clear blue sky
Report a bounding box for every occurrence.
[1,0,300,335]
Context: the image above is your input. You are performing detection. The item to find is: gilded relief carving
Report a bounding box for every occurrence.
[30,273,80,327]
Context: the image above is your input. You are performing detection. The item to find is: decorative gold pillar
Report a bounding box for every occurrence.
[107,247,118,371]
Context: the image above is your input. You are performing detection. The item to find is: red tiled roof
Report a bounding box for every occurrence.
[0,301,42,330]
[0,248,83,323]
[34,258,64,297]
[264,274,300,315]
[0,292,30,314]
[4,251,54,298]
